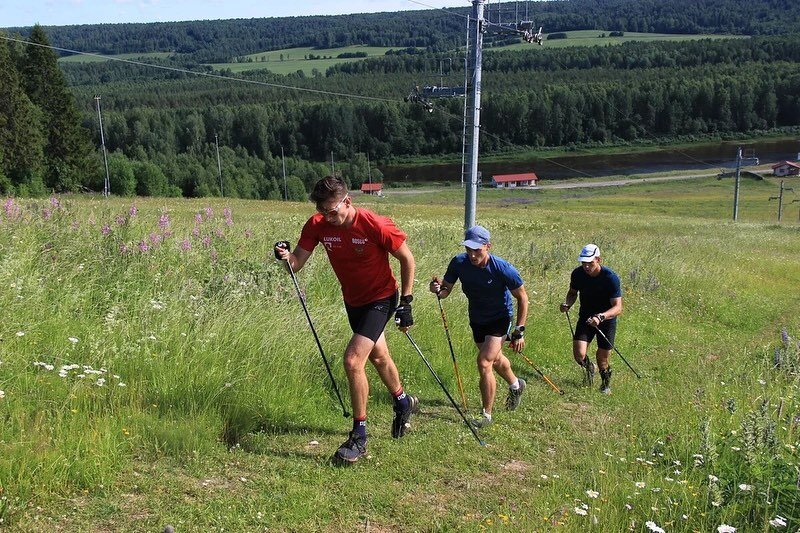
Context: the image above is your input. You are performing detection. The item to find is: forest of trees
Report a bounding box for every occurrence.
[2,0,800,198]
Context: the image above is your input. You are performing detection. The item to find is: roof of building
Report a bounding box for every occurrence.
[360,182,383,191]
[492,172,539,183]
[771,161,800,169]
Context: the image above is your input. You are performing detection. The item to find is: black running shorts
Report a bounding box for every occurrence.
[345,292,398,342]
[574,318,617,350]
[470,316,511,344]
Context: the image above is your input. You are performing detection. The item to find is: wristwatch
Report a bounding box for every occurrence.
[597,314,606,323]
[400,295,413,304]
[514,325,525,332]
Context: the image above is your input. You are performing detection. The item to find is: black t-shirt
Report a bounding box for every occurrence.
[570,266,622,320]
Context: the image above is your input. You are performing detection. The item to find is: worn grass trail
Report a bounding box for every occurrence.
[0,182,798,531]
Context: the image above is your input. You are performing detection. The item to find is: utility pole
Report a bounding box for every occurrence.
[769,180,795,223]
[94,95,110,197]
[464,0,486,230]
[280,145,288,201]
[367,153,372,187]
[731,147,759,222]
[732,146,742,222]
[330,151,335,176]
[215,133,223,197]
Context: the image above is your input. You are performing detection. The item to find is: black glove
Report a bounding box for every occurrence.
[394,297,413,328]
[274,240,290,260]
[509,330,524,341]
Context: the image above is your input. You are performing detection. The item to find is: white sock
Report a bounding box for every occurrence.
[509,379,520,391]
[482,409,492,420]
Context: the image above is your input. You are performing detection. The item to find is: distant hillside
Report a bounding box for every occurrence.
[5,0,800,63]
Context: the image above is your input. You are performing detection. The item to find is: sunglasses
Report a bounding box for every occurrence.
[317,194,349,216]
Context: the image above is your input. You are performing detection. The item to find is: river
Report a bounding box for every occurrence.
[378,138,800,183]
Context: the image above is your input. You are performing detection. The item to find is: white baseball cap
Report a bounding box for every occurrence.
[578,244,600,262]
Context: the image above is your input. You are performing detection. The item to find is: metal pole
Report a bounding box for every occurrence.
[732,146,742,221]
[460,17,470,189]
[215,133,223,197]
[779,180,784,223]
[330,151,335,175]
[367,153,372,188]
[280,145,288,201]
[94,95,110,197]
[464,0,486,230]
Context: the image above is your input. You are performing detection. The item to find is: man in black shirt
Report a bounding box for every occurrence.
[559,244,623,393]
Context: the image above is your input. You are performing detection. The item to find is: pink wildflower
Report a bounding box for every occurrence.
[138,240,149,253]
[101,224,111,236]
[129,204,138,217]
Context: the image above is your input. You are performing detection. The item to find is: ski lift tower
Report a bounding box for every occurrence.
[463,0,541,229]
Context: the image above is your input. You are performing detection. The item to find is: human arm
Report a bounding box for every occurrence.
[429,276,455,299]
[508,285,529,353]
[560,287,578,313]
[586,296,622,327]
[274,242,312,272]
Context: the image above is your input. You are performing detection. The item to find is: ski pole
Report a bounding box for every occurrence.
[593,325,641,379]
[434,286,469,410]
[516,351,565,395]
[404,331,485,446]
[275,242,350,418]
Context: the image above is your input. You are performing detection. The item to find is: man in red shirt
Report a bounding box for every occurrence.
[276,176,418,465]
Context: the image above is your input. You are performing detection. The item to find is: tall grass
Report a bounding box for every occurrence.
[0,186,798,530]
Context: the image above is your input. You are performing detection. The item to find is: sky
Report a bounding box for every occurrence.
[1,0,471,28]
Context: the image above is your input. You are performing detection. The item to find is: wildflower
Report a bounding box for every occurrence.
[138,240,149,253]
[769,516,787,528]
[149,233,162,245]
[708,475,719,483]
[540,474,548,480]
[180,239,191,251]
[201,235,211,248]
[16,331,24,337]
[118,382,126,387]
[96,378,106,386]
[244,228,252,238]
[129,204,138,217]
[586,490,599,498]
[158,213,170,229]
[204,207,213,219]
[624,504,632,510]
[635,482,646,488]
[50,197,60,208]
[192,227,200,238]
[738,484,752,491]
[101,224,111,236]
[195,213,203,224]
[119,243,129,254]
[574,507,587,516]
[731,446,741,451]
[42,208,52,220]
[717,525,736,533]
[781,328,789,346]
[115,215,126,225]
[210,249,218,262]
[758,379,766,385]
[645,521,665,533]
[68,337,79,344]
[682,515,688,520]
[0,390,5,399]
[214,228,224,238]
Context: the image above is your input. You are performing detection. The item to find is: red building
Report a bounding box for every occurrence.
[491,172,538,188]
[360,182,383,195]
[771,161,800,177]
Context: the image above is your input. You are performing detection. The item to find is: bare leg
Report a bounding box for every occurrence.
[573,339,589,365]
[476,335,516,415]
[596,348,611,371]
[342,333,377,419]
[367,332,402,393]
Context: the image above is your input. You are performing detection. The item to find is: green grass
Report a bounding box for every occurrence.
[58,52,179,63]
[493,30,748,50]
[207,45,403,75]
[0,181,798,530]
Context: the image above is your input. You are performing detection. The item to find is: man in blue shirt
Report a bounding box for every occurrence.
[429,225,529,427]
[559,244,623,394]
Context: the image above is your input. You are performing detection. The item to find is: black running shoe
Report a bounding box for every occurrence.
[391,395,419,438]
[505,378,526,411]
[599,367,612,394]
[332,431,367,465]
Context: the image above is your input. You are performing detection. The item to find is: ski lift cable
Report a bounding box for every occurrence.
[0,34,400,105]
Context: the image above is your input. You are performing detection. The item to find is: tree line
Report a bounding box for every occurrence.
[6,0,800,64]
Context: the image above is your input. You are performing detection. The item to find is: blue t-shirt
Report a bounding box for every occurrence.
[570,266,622,321]
[443,253,524,324]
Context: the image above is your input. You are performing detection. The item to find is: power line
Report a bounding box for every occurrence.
[0,34,399,105]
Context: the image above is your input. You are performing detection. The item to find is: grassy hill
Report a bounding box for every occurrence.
[1,176,798,530]
[493,29,748,50]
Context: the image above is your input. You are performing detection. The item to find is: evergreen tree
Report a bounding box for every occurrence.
[0,37,46,193]
[21,25,96,192]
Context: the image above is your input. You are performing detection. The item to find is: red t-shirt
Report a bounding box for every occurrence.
[297,208,407,306]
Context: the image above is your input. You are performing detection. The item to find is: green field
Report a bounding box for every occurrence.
[58,51,178,63]
[1,177,798,530]
[491,29,747,51]
[208,45,401,75]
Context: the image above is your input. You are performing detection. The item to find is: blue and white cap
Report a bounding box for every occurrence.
[462,225,490,249]
[578,243,600,262]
